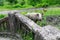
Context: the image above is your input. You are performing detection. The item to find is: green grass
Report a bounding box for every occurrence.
[0,14,7,19]
[44,7,60,16]
[43,8,60,27]
[0,7,20,11]
[21,7,60,15]
[40,7,60,26]
[0,6,34,11]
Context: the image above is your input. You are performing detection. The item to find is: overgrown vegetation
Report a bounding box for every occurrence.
[0,14,7,18]
[0,0,60,9]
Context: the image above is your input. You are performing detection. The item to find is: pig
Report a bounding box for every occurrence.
[25,12,43,22]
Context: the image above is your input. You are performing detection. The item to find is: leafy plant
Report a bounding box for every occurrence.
[0,14,7,19]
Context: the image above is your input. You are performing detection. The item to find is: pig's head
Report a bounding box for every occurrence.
[36,13,43,21]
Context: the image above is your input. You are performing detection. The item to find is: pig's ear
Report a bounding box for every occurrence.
[36,14,39,16]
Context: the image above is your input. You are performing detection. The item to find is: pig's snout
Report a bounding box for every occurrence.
[38,19,42,21]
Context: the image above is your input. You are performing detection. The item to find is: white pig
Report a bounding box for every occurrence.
[25,12,43,22]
